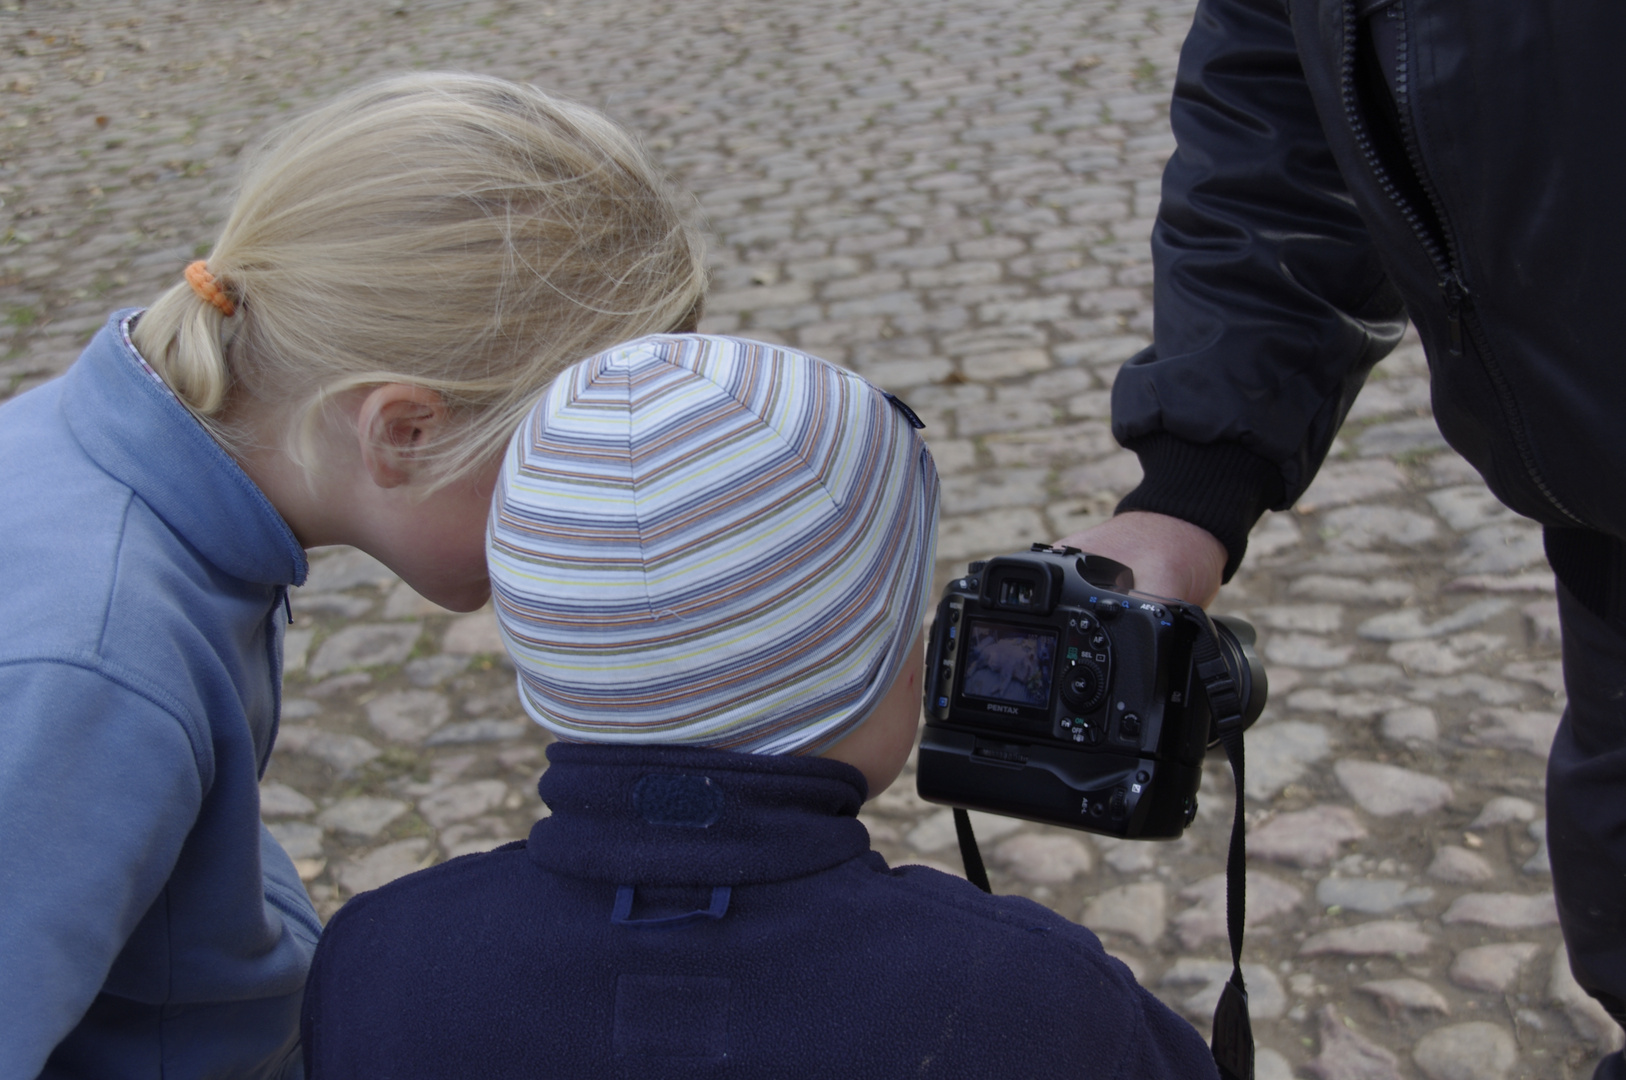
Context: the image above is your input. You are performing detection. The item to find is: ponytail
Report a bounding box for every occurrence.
[131,72,708,490]
[130,279,237,421]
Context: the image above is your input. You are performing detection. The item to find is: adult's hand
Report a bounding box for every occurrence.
[1056,511,1227,609]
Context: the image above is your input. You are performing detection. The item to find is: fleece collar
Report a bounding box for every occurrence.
[62,310,307,587]
[528,742,871,887]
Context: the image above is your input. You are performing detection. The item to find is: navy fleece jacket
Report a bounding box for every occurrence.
[303,743,1216,1078]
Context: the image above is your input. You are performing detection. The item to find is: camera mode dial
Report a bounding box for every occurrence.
[1060,657,1108,713]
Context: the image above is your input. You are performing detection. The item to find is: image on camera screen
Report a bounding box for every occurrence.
[961,621,1056,708]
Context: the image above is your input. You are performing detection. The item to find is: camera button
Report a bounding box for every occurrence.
[1060,659,1107,714]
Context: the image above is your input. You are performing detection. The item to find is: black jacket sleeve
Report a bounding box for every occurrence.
[1111,0,1406,578]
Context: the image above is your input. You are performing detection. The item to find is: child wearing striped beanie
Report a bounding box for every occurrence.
[486,333,938,784]
[301,335,1216,1079]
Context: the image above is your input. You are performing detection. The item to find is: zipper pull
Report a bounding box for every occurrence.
[1441,274,1469,356]
[281,587,293,626]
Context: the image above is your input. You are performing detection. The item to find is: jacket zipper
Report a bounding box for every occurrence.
[264,586,287,777]
[1338,0,1582,525]
[1388,9,1471,356]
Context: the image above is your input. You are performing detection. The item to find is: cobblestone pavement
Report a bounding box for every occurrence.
[3,1,1616,1076]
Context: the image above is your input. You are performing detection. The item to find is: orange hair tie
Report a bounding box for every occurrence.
[184,260,237,318]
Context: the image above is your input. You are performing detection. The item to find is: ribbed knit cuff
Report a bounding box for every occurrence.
[1114,433,1285,582]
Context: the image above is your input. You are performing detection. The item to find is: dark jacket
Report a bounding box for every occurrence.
[1112,0,1626,580]
[301,743,1216,1079]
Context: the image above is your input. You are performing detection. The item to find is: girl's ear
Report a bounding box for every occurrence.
[356,384,448,489]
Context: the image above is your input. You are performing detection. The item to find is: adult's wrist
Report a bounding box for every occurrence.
[1057,511,1227,607]
[1114,433,1284,581]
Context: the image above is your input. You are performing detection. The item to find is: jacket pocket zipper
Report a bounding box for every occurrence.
[1338,0,1581,525]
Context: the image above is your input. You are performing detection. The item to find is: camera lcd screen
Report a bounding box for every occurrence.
[960,620,1056,708]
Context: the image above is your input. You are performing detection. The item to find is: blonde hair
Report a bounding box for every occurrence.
[132,72,706,488]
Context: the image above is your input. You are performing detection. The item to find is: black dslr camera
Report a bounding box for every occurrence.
[917,545,1266,840]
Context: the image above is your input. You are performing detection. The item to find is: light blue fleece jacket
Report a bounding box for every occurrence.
[0,311,319,1078]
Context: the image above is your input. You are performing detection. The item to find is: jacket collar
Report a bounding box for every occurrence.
[529,743,871,886]
[62,310,307,587]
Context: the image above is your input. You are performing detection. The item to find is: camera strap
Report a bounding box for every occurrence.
[950,611,1254,1080]
[1189,614,1253,1080]
[952,806,993,893]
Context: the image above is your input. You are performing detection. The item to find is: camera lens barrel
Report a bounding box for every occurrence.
[1207,615,1268,741]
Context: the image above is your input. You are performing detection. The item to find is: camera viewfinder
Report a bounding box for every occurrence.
[1000,580,1036,607]
[982,558,1062,615]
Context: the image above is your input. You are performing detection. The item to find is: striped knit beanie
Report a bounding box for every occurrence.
[489,334,940,754]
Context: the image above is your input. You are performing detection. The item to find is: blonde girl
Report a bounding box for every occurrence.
[0,72,704,1079]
